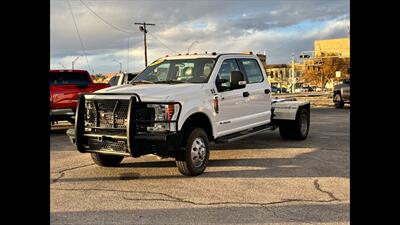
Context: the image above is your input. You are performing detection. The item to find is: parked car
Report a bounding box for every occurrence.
[67,52,310,176]
[50,70,110,124]
[108,72,139,86]
[333,78,350,108]
[271,86,281,93]
[294,87,302,93]
[302,86,313,92]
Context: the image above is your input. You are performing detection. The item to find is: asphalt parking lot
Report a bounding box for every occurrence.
[50,107,349,225]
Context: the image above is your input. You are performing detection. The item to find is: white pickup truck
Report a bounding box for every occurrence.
[108,72,138,86]
[67,52,310,176]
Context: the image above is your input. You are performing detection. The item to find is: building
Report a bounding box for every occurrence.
[265,63,304,89]
[265,64,290,88]
[314,37,350,58]
[301,37,350,89]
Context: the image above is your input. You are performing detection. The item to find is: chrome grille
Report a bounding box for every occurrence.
[85,100,129,128]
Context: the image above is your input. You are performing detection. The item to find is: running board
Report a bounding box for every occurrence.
[214,125,273,144]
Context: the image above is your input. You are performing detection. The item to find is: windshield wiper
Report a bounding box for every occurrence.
[154,80,188,84]
[131,80,155,85]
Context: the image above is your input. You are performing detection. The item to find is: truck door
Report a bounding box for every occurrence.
[215,59,253,137]
[237,58,272,126]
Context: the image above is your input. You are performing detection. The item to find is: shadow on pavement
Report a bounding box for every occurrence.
[51,107,349,181]
[53,143,348,183]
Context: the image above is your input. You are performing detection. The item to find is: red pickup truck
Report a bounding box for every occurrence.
[50,70,109,124]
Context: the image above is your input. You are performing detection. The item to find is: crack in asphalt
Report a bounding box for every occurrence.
[51,184,342,208]
[50,163,95,184]
[121,196,339,206]
[51,173,65,184]
[313,179,339,201]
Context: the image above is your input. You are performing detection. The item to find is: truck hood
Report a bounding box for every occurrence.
[94,83,205,101]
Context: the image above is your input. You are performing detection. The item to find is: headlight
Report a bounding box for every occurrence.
[146,104,176,132]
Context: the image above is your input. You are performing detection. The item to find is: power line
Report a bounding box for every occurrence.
[78,0,133,35]
[67,0,92,72]
[73,0,178,68]
[148,33,179,54]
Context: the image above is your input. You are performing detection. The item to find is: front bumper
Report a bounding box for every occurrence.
[50,108,75,122]
[67,129,183,157]
[66,92,183,157]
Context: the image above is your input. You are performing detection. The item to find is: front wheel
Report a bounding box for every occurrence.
[175,127,210,176]
[91,153,124,167]
[334,94,344,108]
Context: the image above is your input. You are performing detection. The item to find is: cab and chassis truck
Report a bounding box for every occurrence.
[67,53,310,176]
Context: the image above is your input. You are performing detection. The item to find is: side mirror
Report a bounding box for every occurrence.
[230,71,246,89]
[216,77,230,92]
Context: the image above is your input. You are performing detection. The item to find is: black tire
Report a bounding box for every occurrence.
[279,107,310,140]
[333,93,344,108]
[91,153,124,167]
[175,127,210,176]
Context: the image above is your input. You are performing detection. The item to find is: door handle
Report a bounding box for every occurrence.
[243,92,250,97]
[264,89,270,94]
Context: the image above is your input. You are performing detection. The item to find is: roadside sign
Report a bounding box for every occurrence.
[336,71,341,78]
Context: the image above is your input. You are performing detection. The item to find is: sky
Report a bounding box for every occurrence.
[50,0,350,74]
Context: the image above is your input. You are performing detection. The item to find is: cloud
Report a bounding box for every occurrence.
[50,0,349,73]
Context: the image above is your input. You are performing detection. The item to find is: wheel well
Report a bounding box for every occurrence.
[181,113,214,141]
[299,104,310,115]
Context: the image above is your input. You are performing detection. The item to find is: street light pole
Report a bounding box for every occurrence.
[291,54,296,93]
[134,22,155,67]
[113,59,122,73]
[187,40,199,53]
[72,55,81,70]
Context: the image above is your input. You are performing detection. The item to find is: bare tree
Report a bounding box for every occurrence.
[302,55,350,88]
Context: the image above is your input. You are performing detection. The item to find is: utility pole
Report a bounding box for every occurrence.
[72,55,81,70]
[134,22,155,67]
[127,37,130,72]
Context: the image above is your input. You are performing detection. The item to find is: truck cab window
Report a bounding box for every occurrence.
[216,59,240,91]
[238,59,264,83]
[108,76,118,86]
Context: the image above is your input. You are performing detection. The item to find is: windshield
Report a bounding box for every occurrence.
[49,71,90,85]
[132,58,216,84]
[108,76,119,86]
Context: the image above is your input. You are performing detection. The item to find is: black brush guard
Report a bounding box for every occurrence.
[67,93,183,158]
